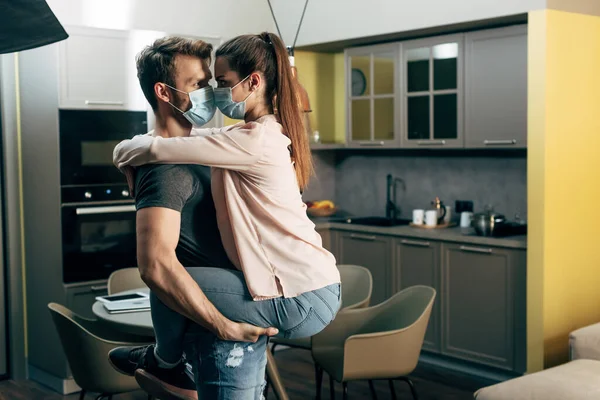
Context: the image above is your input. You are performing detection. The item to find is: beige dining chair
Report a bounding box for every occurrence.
[311,285,436,400]
[48,302,153,400]
[268,265,373,399]
[107,267,147,295]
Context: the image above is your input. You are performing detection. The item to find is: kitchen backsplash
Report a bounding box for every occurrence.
[303,150,527,222]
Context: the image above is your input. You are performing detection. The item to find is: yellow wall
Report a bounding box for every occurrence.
[528,9,600,371]
[295,51,346,143]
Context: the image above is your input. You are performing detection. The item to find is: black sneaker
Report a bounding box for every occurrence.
[109,344,197,400]
[108,344,153,376]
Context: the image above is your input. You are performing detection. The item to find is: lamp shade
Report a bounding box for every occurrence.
[0,0,68,55]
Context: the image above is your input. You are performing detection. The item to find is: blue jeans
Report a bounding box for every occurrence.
[150,267,341,400]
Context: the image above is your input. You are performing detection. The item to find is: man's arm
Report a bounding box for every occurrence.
[136,206,278,342]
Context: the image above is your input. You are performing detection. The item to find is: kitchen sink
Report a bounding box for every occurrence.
[335,216,412,227]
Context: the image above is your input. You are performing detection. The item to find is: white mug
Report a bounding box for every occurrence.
[425,210,438,227]
[460,211,474,228]
[444,206,452,224]
[412,209,424,225]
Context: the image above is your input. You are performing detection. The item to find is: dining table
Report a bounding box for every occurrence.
[92,288,289,400]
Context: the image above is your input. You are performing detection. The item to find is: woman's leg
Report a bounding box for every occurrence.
[149,291,189,365]
[180,267,341,399]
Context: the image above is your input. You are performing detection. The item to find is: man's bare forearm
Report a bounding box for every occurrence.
[140,254,232,338]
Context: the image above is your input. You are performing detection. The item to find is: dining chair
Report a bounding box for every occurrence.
[48,302,153,400]
[268,265,373,399]
[311,285,436,400]
[107,267,147,295]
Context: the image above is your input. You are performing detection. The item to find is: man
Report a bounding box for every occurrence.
[108,37,276,399]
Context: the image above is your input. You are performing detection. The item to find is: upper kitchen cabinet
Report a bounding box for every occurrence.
[465,25,527,148]
[345,44,399,147]
[402,34,464,148]
[58,27,153,111]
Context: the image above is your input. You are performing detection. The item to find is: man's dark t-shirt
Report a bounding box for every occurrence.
[134,164,233,269]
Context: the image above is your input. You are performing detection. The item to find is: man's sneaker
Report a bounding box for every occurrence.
[108,345,197,400]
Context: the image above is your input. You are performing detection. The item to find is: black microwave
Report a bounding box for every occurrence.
[59,109,148,187]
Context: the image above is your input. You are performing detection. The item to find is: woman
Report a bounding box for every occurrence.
[113,32,340,400]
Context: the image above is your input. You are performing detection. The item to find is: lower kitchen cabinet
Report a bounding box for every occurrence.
[335,230,392,305]
[316,227,332,253]
[66,281,108,319]
[441,243,526,372]
[394,238,441,353]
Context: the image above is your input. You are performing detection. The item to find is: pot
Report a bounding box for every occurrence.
[472,211,506,236]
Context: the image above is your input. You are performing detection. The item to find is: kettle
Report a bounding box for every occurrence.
[431,197,447,224]
[472,209,506,236]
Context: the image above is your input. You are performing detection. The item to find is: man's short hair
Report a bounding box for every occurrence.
[136,36,213,110]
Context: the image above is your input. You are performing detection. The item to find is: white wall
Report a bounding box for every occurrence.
[46,0,276,41]
[271,0,547,47]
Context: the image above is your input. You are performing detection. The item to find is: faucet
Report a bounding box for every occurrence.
[386,174,406,221]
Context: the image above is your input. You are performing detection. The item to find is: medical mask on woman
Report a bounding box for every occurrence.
[214,75,255,120]
[166,84,216,127]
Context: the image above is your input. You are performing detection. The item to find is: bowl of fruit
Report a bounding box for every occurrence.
[305,200,337,218]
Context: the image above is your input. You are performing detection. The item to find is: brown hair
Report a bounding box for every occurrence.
[216,32,314,190]
[136,36,213,110]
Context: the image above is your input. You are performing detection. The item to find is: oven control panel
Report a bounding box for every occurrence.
[62,184,133,204]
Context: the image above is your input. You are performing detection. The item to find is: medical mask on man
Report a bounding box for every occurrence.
[165,84,216,127]
[214,75,255,120]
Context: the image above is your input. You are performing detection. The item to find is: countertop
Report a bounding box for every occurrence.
[312,219,527,250]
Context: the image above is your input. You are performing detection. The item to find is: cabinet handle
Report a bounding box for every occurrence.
[459,246,493,254]
[85,100,125,106]
[350,233,376,241]
[417,140,446,146]
[90,285,108,292]
[358,141,385,146]
[401,239,430,247]
[484,139,517,146]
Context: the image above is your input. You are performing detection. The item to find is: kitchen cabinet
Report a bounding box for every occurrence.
[66,281,108,319]
[345,43,399,148]
[317,227,332,253]
[441,243,526,371]
[465,25,527,149]
[401,34,464,148]
[393,238,441,353]
[335,231,392,305]
[58,26,151,111]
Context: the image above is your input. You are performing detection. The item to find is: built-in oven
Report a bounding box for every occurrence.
[59,109,147,283]
[62,195,137,283]
[59,109,148,186]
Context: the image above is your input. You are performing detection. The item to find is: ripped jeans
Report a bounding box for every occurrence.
[150,267,341,400]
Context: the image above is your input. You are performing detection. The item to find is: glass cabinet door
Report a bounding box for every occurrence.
[403,36,463,148]
[347,45,398,145]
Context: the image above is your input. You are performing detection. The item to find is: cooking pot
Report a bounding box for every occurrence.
[472,211,506,236]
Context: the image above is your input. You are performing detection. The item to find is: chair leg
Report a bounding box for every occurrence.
[388,380,397,400]
[315,365,323,400]
[329,374,335,400]
[368,380,377,400]
[78,390,86,400]
[398,377,418,400]
[342,382,348,400]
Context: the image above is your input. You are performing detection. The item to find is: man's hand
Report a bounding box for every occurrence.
[218,322,279,343]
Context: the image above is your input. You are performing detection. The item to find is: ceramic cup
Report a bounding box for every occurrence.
[412,209,424,225]
[460,211,474,228]
[425,210,438,227]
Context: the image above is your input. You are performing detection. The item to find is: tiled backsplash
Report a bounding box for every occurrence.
[304,150,527,221]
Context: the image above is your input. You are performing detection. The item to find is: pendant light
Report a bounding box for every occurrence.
[0,0,68,54]
[267,0,313,135]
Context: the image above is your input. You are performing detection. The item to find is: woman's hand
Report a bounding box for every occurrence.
[218,321,279,343]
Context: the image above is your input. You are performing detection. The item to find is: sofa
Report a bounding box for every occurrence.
[474,322,600,399]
